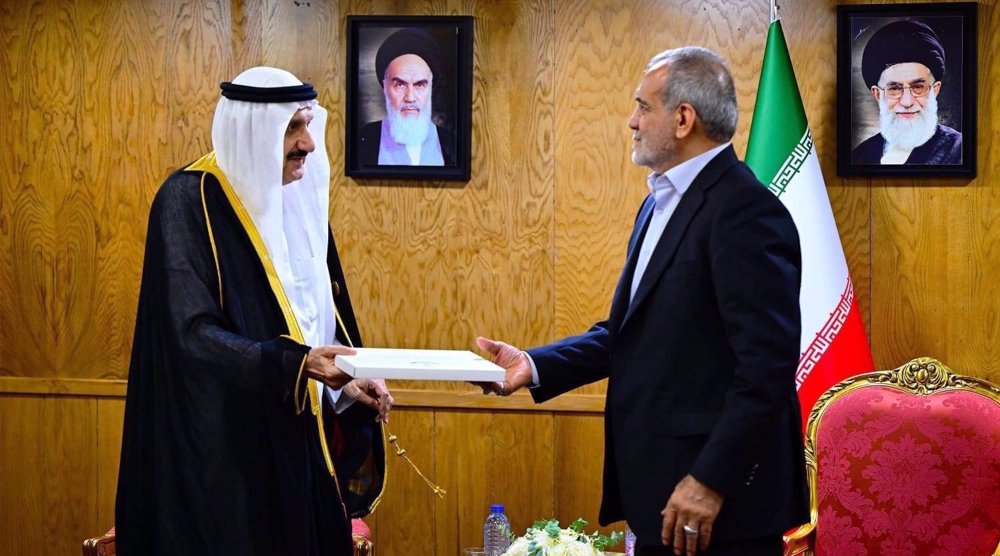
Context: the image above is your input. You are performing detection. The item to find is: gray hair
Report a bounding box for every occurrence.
[646,47,738,143]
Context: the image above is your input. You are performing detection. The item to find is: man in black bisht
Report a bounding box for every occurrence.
[116,67,390,555]
[852,20,962,165]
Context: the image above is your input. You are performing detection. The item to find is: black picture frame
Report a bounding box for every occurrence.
[836,3,976,177]
[345,15,474,181]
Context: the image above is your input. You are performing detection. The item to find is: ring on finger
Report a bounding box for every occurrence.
[682,524,698,536]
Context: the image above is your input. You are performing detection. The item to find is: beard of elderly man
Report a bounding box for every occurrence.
[383,53,434,147]
[874,62,941,163]
[852,19,962,166]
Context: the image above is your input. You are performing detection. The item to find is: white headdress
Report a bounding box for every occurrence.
[211,67,335,349]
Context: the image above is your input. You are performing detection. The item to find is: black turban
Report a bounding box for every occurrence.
[861,20,946,88]
[375,28,442,86]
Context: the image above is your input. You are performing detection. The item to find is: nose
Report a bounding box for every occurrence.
[299,127,316,153]
[628,109,639,131]
[403,85,415,103]
[899,88,916,106]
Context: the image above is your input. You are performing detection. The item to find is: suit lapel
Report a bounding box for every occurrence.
[609,195,656,331]
[619,146,739,330]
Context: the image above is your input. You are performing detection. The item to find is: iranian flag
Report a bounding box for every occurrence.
[745,14,875,429]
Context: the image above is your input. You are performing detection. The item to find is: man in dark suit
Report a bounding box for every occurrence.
[477,47,808,556]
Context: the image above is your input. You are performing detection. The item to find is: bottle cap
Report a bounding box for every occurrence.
[490,504,505,513]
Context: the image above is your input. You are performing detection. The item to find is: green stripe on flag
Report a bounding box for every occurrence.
[746,20,808,188]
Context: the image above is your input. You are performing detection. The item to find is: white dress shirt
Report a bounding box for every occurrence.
[630,142,731,301]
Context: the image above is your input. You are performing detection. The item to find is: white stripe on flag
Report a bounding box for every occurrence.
[777,138,851,356]
[796,277,855,388]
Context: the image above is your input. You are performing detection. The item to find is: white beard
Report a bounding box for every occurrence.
[879,90,938,150]
[385,91,432,147]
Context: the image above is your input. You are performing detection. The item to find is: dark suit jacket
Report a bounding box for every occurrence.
[528,146,809,547]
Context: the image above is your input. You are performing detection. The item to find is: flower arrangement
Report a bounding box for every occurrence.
[503,518,623,556]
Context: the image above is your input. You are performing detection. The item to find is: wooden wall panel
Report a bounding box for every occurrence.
[371,408,437,552]
[96,399,126,530]
[326,0,557,398]
[493,412,555,536]
[551,0,649,362]
[3,0,996,382]
[1,1,63,378]
[870,0,1000,377]
[553,413,607,533]
[3,0,1000,555]
[0,0,253,380]
[431,409,493,556]
[0,396,98,555]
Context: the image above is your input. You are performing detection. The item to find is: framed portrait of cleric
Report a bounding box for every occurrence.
[345,15,474,181]
[836,3,977,177]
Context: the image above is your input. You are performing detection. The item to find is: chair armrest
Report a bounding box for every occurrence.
[82,528,116,556]
[782,522,814,556]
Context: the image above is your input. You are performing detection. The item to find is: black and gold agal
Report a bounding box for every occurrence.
[219,81,317,102]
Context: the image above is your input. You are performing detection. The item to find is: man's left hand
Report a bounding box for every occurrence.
[343,378,393,423]
[660,474,724,556]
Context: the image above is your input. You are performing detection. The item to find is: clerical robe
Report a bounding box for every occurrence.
[851,124,963,165]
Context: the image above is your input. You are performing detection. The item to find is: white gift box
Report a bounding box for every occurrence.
[334,348,505,381]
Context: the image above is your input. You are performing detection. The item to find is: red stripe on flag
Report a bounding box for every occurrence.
[795,289,874,430]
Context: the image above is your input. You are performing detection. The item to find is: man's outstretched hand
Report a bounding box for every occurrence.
[474,336,533,396]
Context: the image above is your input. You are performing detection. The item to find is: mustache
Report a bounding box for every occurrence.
[398,104,421,112]
[286,150,308,159]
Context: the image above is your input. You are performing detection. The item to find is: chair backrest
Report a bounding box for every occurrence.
[805,357,1000,556]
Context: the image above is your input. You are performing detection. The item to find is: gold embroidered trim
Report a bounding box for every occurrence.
[278,335,310,415]
[367,425,388,513]
[313,379,344,506]
[333,301,354,350]
[185,154,338,476]
[330,296,392,511]
[199,174,224,310]
[185,153,304,341]
[293,350,308,415]
[188,153,395,512]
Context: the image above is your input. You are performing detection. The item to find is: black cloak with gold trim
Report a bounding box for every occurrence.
[116,155,385,555]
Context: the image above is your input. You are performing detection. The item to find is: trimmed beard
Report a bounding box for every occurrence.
[879,90,938,150]
[385,90,433,147]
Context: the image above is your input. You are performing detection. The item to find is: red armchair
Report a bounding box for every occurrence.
[84,519,374,556]
[784,357,1000,556]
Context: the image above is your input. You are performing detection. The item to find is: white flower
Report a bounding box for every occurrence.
[502,519,622,556]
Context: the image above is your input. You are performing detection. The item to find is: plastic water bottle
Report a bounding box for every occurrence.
[483,504,511,556]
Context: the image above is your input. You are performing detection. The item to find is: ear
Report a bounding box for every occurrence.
[932,81,942,96]
[870,85,881,102]
[674,103,696,140]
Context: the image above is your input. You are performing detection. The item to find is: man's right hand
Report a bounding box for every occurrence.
[474,336,533,396]
[303,345,355,389]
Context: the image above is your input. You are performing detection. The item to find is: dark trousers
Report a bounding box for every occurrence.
[636,535,782,556]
